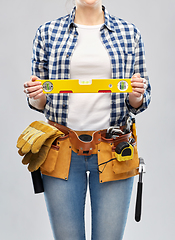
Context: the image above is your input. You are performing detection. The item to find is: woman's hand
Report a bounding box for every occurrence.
[129,73,147,108]
[24,76,46,110]
[24,76,44,100]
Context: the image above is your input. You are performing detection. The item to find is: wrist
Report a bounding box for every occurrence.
[128,93,143,109]
[29,95,46,110]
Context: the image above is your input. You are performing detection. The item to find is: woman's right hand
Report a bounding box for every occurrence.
[24,76,44,100]
[24,76,46,110]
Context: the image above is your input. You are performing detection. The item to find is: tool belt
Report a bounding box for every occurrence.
[17,119,139,183]
[43,120,139,181]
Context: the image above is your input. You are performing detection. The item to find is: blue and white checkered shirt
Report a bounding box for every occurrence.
[31,6,151,127]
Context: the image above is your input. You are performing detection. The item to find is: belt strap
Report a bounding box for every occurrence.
[48,120,132,156]
[48,120,104,155]
[48,120,70,135]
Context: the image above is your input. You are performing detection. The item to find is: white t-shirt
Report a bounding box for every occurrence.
[67,24,111,131]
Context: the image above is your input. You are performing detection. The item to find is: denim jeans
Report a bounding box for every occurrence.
[43,151,134,240]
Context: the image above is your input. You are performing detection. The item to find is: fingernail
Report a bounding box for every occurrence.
[24,82,28,87]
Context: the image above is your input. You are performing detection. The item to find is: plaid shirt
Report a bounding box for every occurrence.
[31,6,151,127]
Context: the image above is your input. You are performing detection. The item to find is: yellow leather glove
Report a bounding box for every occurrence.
[17,121,63,154]
[21,134,59,172]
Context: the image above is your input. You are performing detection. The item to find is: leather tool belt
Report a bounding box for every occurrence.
[17,119,139,183]
[48,120,132,156]
[45,120,139,182]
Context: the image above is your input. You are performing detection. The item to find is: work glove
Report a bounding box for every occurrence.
[21,134,59,172]
[17,121,63,154]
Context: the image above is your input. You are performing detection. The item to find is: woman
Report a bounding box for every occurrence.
[24,0,151,239]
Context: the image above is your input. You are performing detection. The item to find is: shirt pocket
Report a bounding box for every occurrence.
[122,46,135,78]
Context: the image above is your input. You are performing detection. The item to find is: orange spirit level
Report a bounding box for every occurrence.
[36,79,132,94]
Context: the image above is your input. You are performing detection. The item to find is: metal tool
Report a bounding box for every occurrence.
[106,127,124,139]
[135,157,146,222]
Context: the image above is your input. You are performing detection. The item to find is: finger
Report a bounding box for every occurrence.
[24,82,29,88]
[32,91,45,100]
[132,87,145,95]
[30,75,40,82]
[131,77,145,83]
[27,88,44,99]
[132,76,147,84]
[24,80,42,88]
[131,90,143,98]
[143,79,147,84]
[24,85,43,94]
[131,82,145,88]
[132,73,140,78]
[143,83,147,89]
[24,88,28,94]
[24,76,41,88]
[143,79,148,89]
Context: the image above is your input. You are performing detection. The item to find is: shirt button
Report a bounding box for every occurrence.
[66,54,69,58]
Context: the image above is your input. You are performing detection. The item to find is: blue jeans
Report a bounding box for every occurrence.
[43,151,134,240]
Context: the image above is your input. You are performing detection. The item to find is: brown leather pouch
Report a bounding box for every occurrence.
[40,144,59,173]
[40,136,72,180]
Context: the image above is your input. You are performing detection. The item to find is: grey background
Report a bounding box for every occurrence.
[0,0,174,239]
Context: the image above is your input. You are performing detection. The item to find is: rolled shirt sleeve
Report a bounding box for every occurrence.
[125,34,151,114]
[28,27,49,113]
[31,27,49,79]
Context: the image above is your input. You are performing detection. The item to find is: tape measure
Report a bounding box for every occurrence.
[115,141,134,162]
[36,79,132,94]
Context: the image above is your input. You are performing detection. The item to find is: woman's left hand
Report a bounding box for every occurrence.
[130,73,147,98]
[128,73,147,108]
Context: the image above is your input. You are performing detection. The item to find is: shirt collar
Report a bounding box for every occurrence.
[68,5,115,32]
[68,6,76,29]
[102,6,115,32]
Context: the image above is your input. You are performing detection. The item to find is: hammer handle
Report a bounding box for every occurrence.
[135,182,143,222]
[31,169,44,194]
